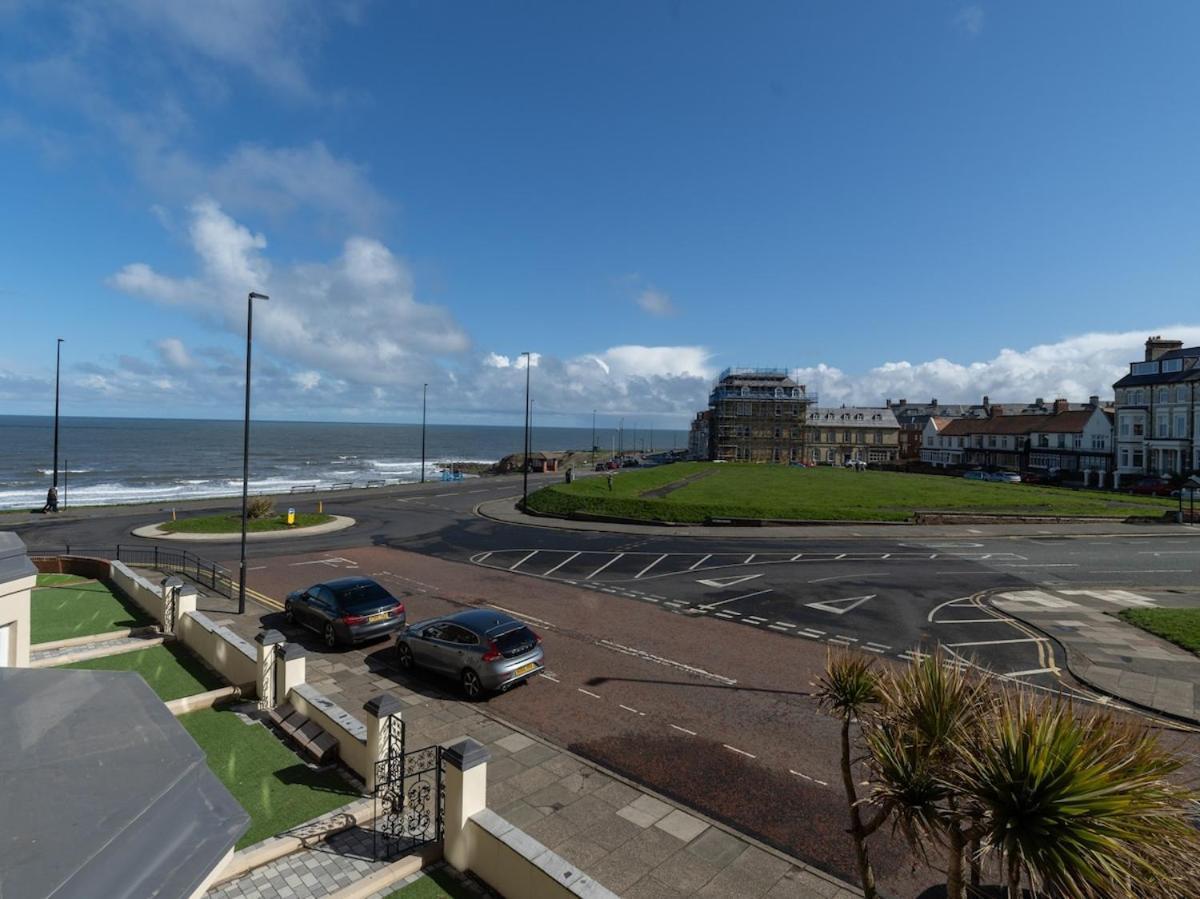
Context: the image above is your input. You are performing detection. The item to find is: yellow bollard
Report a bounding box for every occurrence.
[317,499,323,514]
[171,508,176,521]
[287,507,296,527]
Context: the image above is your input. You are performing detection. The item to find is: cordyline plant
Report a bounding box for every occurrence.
[818,648,1200,898]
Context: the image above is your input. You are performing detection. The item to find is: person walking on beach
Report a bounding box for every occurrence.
[42,486,58,513]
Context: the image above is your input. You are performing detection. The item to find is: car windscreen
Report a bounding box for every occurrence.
[335,582,394,612]
[493,626,537,658]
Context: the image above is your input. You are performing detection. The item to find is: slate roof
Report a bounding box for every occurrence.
[0,666,249,899]
[939,409,1105,437]
[1113,347,1200,388]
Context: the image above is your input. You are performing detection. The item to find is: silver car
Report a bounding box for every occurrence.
[394,609,544,700]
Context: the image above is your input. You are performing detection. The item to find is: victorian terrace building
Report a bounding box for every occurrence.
[806,407,900,465]
[1113,337,1200,478]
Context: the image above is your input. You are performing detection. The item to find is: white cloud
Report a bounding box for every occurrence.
[954,5,985,37]
[636,288,677,318]
[111,199,470,389]
[292,370,321,391]
[156,337,194,369]
[795,327,1200,406]
[483,353,511,368]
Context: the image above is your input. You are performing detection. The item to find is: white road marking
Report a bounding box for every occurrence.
[487,604,555,629]
[475,551,493,564]
[745,553,756,564]
[619,704,646,716]
[746,616,768,623]
[724,744,756,759]
[938,617,1014,624]
[1005,667,1058,677]
[945,637,1048,648]
[769,625,791,631]
[996,563,1077,568]
[775,621,797,628]
[538,673,560,682]
[801,628,825,636]
[433,492,454,497]
[807,573,886,584]
[578,688,602,699]
[635,554,669,578]
[862,645,885,653]
[696,573,763,589]
[670,724,697,736]
[791,553,804,561]
[1060,589,1157,607]
[587,553,624,579]
[509,550,539,571]
[835,553,846,560]
[805,594,876,615]
[700,588,773,610]
[994,591,1078,611]
[597,639,738,684]
[796,631,820,639]
[715,612,738,619]
[543,551,581,576]
[688,554,713,570]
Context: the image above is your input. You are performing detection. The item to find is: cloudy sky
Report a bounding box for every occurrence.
[3,2,1200,428]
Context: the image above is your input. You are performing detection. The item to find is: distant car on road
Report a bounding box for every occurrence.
[1130,477,1174,496]
[394,608,544,700]
[962,470,987,481]
[986,472,1022,484]
[285,577,406,648]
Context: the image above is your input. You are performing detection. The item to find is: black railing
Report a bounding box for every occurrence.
[28,544,235,599]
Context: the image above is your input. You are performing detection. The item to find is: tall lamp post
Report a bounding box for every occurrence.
[238,291,269,616]
[591,409,596,465]
[420,383,428,483]
[521,352,532,510]
[52,338,63,490]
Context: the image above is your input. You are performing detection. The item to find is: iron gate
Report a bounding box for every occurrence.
[373,717,443,859]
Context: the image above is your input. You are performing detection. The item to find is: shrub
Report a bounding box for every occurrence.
[246,496,275,519]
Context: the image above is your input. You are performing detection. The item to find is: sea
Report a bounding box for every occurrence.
[0,415,687,510]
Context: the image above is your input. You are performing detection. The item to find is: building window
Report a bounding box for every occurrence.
[1176,415,1187,438]
[1134,390,1145,405]
[988,436,996,448]
[1158,415,1169,438]
[1163,358,1184,373]
[1119,416,1130,437]
[774,427,782,438]
[741,387,749,397]
[1177,385,1188,402]
[1132,361,1159,375]
[1038,434,1049,448]
[1072,435,1082,449]
[1092,435,1106,450]
[774,405,781,417]
[1158,387,1170,404]
[1057,434,1066,448]
[737,402,750,416]
[1133,450,1144,467]
[1120,449,1130,467]
[1133,421,1144,436]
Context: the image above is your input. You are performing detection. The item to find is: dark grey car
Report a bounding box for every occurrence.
[285,576,406,648]
[394,609,544,700]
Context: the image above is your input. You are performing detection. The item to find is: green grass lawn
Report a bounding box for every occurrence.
[161,512,334,533]
[31,574,154,643]
[179,707,359,848]
[526,463,1176,523]
[1118,608,1200,656]
[382,867,481,899]
[58,642,226,701]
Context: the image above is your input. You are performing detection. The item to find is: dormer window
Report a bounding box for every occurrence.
[741,387,749,397]
[775,387,784,398]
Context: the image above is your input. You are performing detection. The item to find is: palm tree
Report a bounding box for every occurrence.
[865,648,991,899]
[958,691,1200,898]
[815,650,886,898]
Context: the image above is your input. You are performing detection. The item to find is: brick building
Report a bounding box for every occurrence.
[706,368,815,463]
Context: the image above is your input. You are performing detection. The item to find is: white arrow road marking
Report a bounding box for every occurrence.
[696,572,763,589]
[805,594,876,615]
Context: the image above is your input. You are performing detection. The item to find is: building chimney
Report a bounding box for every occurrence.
[898,398,907,406]
[1035,397,1044,407]
[1089,395,1100,408]
[885,398,892,407]
[1053,398,1069,414]
[931,398,938,406]
[1146,336,1184,361]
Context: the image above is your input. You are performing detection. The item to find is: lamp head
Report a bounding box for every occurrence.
[249,291,270,300]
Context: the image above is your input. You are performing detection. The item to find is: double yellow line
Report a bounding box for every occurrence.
[222,577,284,611]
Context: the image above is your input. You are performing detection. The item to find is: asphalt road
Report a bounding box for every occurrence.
[12,475,1200,894]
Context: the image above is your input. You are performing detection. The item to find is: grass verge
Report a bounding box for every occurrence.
[58,642,226,701]
[161,512,334,533]
[31,574,153,643]
[179,707,359,848]
[527,464,1175,523]
[1118,608,1200,656]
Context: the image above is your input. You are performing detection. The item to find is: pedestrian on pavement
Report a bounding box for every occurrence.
[42,486,58,513]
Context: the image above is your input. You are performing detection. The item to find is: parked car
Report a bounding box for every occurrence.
[285,577,406,648]
[1172,486,1200,501]
[962,470,987,481]
[1130,477,1174,497]
[986,472,1022,484]
[594,462,607,471]
[394,609,544,700]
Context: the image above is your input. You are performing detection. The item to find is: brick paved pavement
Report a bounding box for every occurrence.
[208,827,385,899]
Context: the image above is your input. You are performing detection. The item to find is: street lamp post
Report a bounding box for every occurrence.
[52,338,63,490]
[591,410,596,465]
[420,383,428,483]
[239,291,269,616]
[521,352,532,510]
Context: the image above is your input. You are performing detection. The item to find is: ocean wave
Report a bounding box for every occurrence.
[36,468,93,475]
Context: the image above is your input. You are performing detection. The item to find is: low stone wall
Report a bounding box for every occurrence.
[110,560,168,626]
[177,611,257,689]
[32,555,111,581]
[289,683,371,780]
[466,809,613,898]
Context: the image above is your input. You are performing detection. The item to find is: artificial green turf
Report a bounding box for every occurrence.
[382,867,481,899]
[58,643,226,701]
[1118,608,1200,656]
[31,576,153,643]
[179,707,359,848]
[161,512,334,533]
[526,463,1176,523]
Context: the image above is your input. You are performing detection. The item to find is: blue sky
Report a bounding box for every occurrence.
[3,1,1200,427]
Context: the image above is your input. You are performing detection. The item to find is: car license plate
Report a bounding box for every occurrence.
[515,662,536,677]
[368,612,389,623]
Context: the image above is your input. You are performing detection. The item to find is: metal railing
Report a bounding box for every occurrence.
[28,544,235,599]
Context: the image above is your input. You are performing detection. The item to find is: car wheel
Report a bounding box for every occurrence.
[396,643,414,671]
[324,623,337,649]
[461,668,484,701]
[284,602,295,625]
